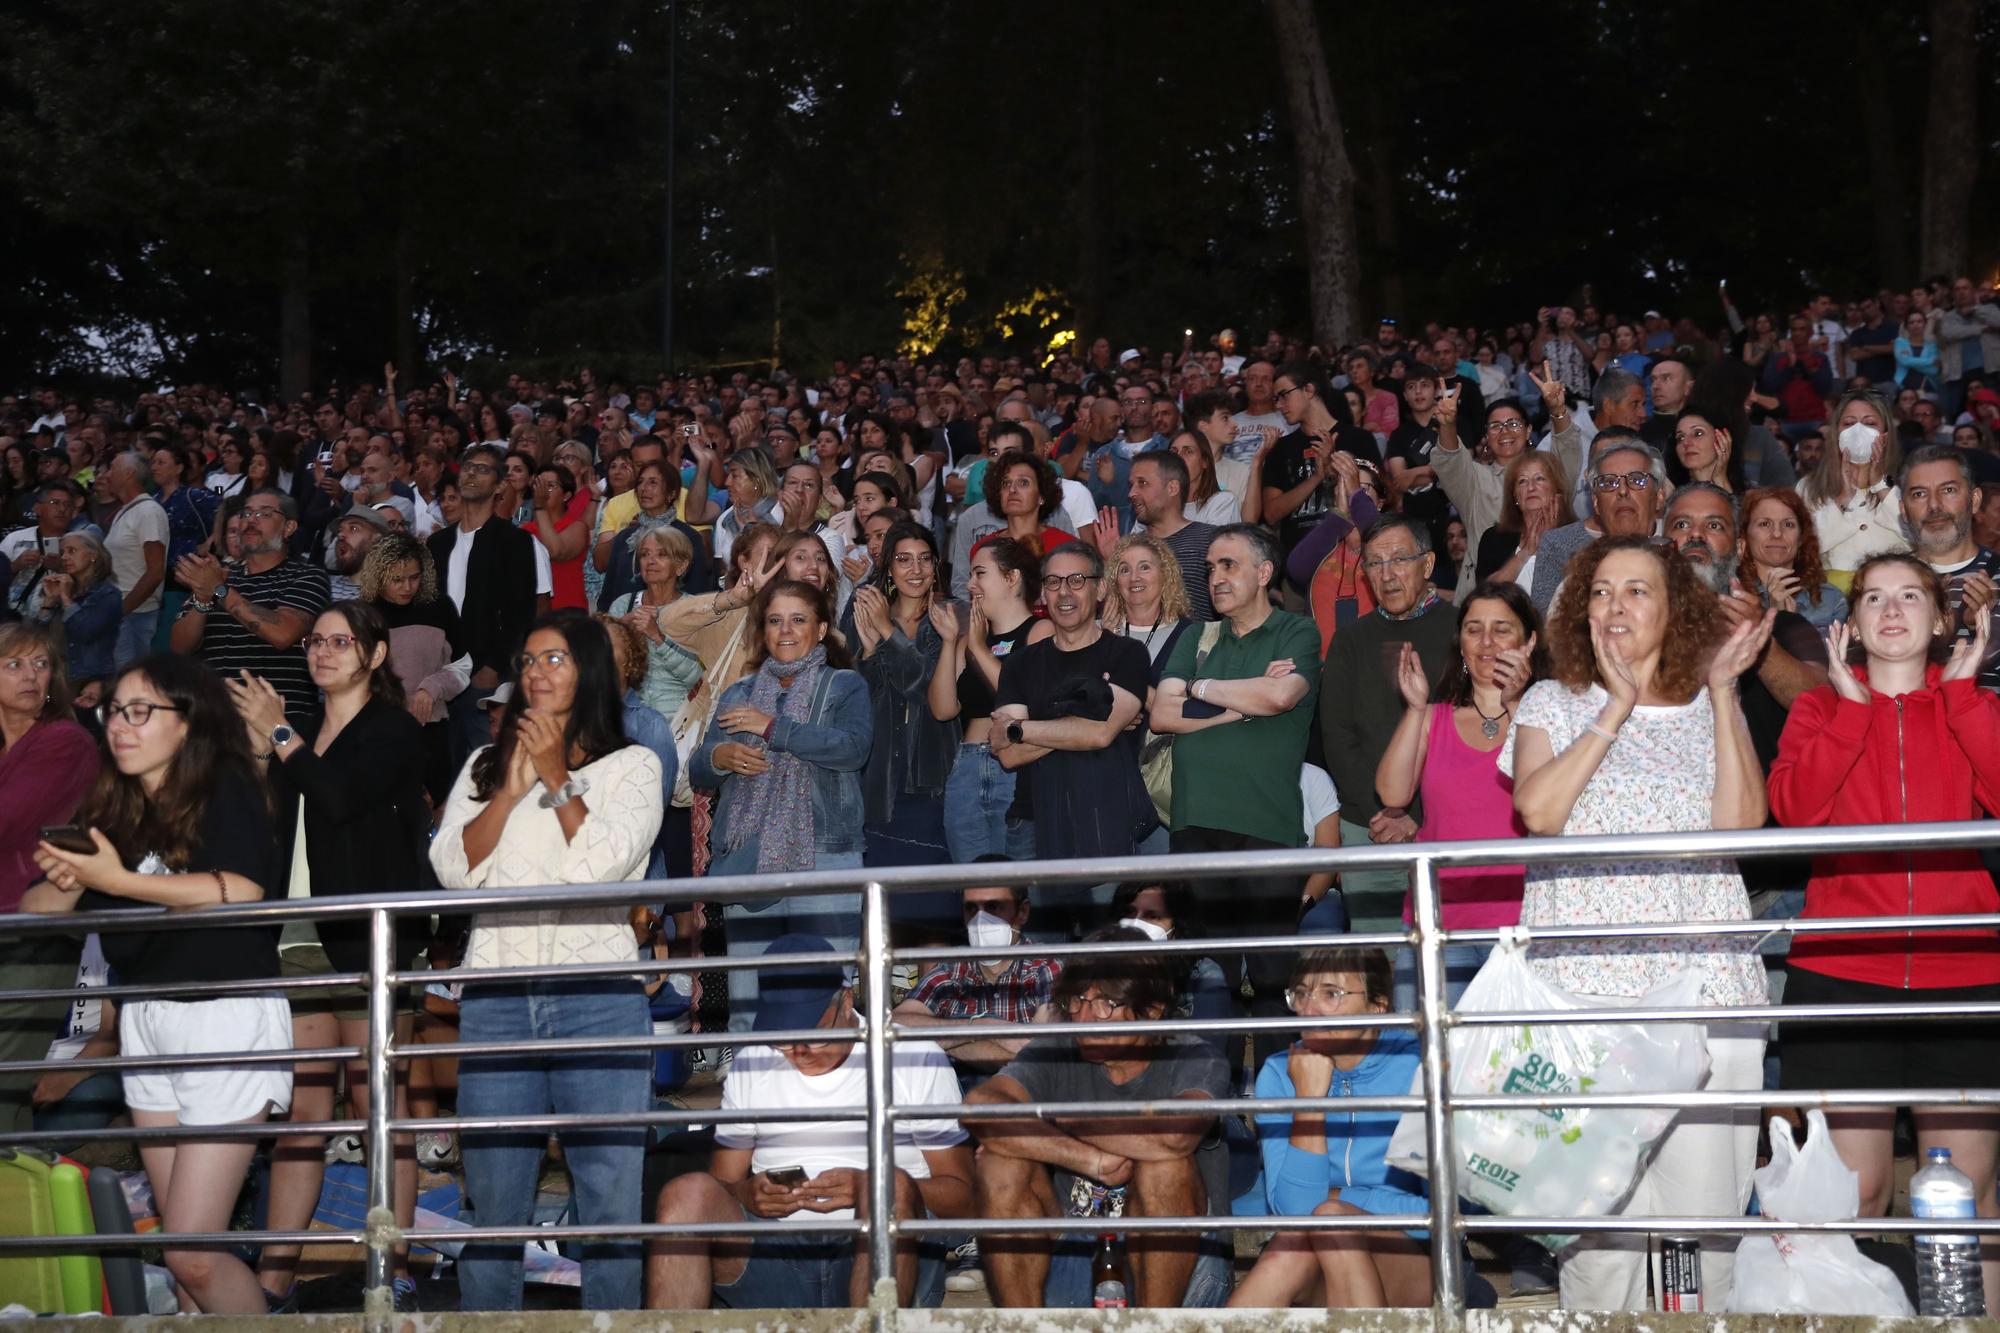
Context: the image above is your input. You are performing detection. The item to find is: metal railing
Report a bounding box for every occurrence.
[7,819,2000,1331]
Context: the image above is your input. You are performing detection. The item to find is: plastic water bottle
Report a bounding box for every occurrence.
[1912,1147,1986,1316]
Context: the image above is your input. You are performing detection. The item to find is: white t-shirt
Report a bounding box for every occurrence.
[446,522,477,610]
[1057,477,1096,533]
[531,537,552,596]
[105,495,169,611]
[46,936,110,1062]
[715,1039,966,1221]
[1300,763,1340,842]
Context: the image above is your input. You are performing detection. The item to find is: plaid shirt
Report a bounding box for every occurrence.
[907,957,1061,1025]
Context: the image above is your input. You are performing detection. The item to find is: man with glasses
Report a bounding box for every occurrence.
[428,443,538,763]
[1085,386,1166,530]
[991,545,1155,919]
[1319,516,1458,924]
[169,487,329,721]
[1529,433,1668,614]
[968,925,1233,1309]
[1150,524,1321,1062]
[3,483,98,615]
[894,870,1061,1078]
[648,935,972,1311]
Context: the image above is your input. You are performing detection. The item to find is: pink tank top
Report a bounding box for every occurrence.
[1401,702,1526,928]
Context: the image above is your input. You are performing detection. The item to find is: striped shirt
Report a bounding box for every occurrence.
[198,557,330,718]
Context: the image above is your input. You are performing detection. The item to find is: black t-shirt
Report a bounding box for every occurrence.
[74,766,283,987]
[1261,426,1381,572]
[993,631,1156,856]
[1385,417,1448,529]
[958,615,1039,722]
[1850,319,1899,383]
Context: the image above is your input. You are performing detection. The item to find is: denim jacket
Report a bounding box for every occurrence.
[692,667,873,855]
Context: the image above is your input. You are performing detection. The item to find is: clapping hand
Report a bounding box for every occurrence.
[1945,607,1992,685]
[1394,641,1430,710]
[225,670,288,755]
[514,709,569,790]
[927,598,961,643]
[1590,618,1640,711]
[175,552,227,603]
[1490,644,1534,699]
[1823,620,1872,703]
[1707,608,1776,691]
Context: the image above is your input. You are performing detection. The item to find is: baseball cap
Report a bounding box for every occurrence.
[1118,348,1142,365]
[1643,309,1664,319]
[477,683,514,711]
[1970,387,2000,409]
[336,505,391,534]
[371,496,416,528]
[754,933,848,1034]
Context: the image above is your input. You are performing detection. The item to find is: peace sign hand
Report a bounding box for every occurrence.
[1433,377,1460,427]
[1526,359,1565,415]
[1823,620,1872,704]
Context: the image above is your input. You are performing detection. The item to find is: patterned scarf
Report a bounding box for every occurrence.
[724,644,826,873]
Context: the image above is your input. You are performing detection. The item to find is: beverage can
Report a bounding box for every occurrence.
[1658,1235,1701,1312]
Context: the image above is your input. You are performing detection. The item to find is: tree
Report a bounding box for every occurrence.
[1919,0,1979,277]
[1268,0,1361,349]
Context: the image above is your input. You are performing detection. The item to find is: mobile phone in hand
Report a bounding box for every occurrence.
[40,825,97,855]
[766,1165,808,1188]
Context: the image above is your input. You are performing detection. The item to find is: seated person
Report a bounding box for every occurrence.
[646,934,973,1310]
[1229,946,1430,1309]
[894,872,1061,1076]
[30,934,127,1153]
[1110,881,1234,1060]
[968,926,1233,1309]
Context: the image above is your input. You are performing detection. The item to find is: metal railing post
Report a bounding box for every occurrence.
[362,907,396,1328]
[860,880,898,1324]
[1411,855,1465,1330]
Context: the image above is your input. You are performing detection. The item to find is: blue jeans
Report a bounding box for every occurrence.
[710,1202,945,1309]
[1042,1233,1233,1308]
[1391,942,1493,1015]
[715,844,862,1034]
[457,978,651,1311]
[113,609,157,672]
[865,793,956,929]
[942,744,1014,863]
[448,683,498,779]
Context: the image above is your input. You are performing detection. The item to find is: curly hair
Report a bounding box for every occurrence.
[1099,534,1192,632]
[1543,535,1723,704]
[594,612,650,690]
[1738,487,1831,610]
[980,450,1062,522]
[357,532,438,603]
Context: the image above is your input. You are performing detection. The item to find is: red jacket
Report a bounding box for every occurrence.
[1768,667,2000,988]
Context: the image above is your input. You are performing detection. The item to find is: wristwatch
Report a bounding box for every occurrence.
[269,723,295,752]
[1006,720,1026,745]
[212,580,231,608]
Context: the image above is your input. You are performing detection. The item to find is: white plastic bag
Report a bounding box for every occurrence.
[1727,1110,1913,1315]
[1386,935,1710,1248]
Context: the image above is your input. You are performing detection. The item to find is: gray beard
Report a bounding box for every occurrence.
[1685,548,1740,595]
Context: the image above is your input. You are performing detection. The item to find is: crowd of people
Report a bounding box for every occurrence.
[3,272,2000,1315]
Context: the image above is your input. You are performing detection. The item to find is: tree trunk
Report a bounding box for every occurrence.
[279,227,311,401]
[1918,0,1976,278]
[1071,4,1108,345]
[1853,21,1909,282]
[1268,0,1361,351]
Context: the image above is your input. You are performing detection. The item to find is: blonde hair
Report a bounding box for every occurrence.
[1100,534,1192,632]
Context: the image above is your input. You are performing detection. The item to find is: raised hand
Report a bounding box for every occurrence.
[1945,607,1992,684]
[1394,641,1430,710]
[1823,620,1872,703]
[927,598,960,643]
[1490,643,1534,700]
[1434,377,1460,428]
[1707,608,1775,691]
[1526,359,1565,416]
[1590,618,1640,712]
[1759,565,1800,609]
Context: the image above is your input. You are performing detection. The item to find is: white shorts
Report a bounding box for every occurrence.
[120,995,294,1125]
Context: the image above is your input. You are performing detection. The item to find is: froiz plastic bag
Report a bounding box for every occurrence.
[1385,935,1709,1250]
[1727,1110,1912,1315]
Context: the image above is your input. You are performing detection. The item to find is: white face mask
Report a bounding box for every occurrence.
[1120,916,1171,943]
[1838,421,1880,465]
[967,909,1015,966]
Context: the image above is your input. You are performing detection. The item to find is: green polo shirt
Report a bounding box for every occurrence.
[1158,607,1322,846]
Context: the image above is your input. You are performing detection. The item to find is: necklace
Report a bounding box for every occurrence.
[1132,621,1162,653]
[1470,698,1510,739]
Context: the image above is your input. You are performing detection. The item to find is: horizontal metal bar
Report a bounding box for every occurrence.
[1465,1215,2000,1236]
[1442,909,2000,945]
[413,1025,856,1061]
[392,948,852,988]
[0,1044,361,1077]
[0,1229,356,1253]
[8,819,1997,941]
[1453,999,2000,1027]
[898,931,1413,965]
[0,970,383,1005]
[0,1119,359,1148]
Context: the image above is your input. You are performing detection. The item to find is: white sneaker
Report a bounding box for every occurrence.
[416,1131,459,1169]
[323,1133,364,1164]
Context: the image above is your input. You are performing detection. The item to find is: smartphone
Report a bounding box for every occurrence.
[40,825,96,855]
[766,1165,808,1188]
[42,536,61,560]
[317,445,335,466]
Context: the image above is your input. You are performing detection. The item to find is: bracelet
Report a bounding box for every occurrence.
[212,870,230,904]
[1194,679,1208,702]
[1584,721,1620,744]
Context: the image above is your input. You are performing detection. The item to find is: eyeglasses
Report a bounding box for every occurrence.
[1359,552,1427,575]
[891,552,936,569]
[1274,384,1306,403]
[1592,472,1656,493]
[304,633,358,653]
[98,700,181,727]
[1062,993,1130,1020]
[1041,572,1095,592]
[512,649,574,675]
[241,506,285,521]
[459,461,497,475]
[1285,983,1363,1010]
[1487,419,1529,435]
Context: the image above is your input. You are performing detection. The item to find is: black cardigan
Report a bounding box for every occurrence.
[272,697,435,972]
[427,514,537,676]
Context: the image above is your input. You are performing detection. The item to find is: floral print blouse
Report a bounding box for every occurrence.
[1498,680,1767,1006]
